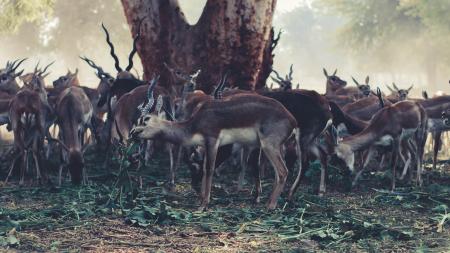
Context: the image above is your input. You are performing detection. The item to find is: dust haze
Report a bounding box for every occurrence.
[0,0,448,95]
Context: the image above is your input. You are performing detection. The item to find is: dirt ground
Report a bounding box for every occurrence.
[0,147,449,252]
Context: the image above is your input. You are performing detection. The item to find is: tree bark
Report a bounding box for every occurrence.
[120,0,277,93]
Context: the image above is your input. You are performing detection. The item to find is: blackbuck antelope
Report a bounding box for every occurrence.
[98,21,144,109]
[334,101,428,190]
[130,89,299,210]
[7,78,49,184]
[0,58,26,97]
[387,83,413,103]
[271,65,296,91]
[53,87,93,184]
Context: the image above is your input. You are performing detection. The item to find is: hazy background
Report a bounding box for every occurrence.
[1,0,449,95]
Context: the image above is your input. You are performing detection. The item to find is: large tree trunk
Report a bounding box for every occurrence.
[120,0,277,93]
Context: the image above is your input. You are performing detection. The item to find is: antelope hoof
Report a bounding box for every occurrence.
[266,201,277,210]
[197,204,208,212]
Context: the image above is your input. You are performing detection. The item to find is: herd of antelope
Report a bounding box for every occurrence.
[1,24,450,211]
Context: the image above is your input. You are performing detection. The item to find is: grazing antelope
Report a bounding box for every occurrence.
[334,101,428,190]
[131,88,299,210]
[386,83,413,103]
[53,86,93,184]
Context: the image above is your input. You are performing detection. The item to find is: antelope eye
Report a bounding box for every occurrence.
[1,76,7,81]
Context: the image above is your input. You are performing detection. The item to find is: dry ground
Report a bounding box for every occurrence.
[0,146,449,252]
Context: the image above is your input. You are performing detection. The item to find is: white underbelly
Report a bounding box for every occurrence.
[218,128,258,146]
[428,118,450,132]
[375,135,393,146]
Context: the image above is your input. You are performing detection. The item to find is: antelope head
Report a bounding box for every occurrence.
[80,56,115,107]
[271,64,295,91]
[0,58,26,94]
[53,69,80,89]
[388,83,412,101]
[164,62,201,97]
[131,76,169,140]
[351,76,371,97]
[21,61,54,93]
[323,68,347,93]
[101,19,144,99]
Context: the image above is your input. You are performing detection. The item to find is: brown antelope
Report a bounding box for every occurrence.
[334,101,428,190]
[330,95,417,185]
[6,73,49,184]
[342,91,393,121]
[0,59,26,97]
[0,59,27,125]
[130,87,299,210]
[271,65,296,91]
[386,83,413,103]
[52,86,93,184]
[322,68,355,106]
[417,95,450,170]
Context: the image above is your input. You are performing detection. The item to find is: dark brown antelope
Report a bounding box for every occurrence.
[334,101,428,190]
[322,68,355,106]
[6,78,48,184]
[53,86,94,184]
[98,21,145,108]
[130,90,299,210]
[271,65,296,91]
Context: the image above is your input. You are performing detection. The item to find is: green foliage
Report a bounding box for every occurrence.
[0,0,55,34]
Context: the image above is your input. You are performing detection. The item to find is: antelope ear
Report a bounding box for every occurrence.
[407,85,413,92]
[387,85,395,93]
[365,76,370,85]
[332,69,337,76]
[323,68,328,78]
[155,95,164,114]
[74,68,79,76]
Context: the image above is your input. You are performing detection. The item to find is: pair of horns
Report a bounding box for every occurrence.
[139,75,160,115]
[34,61,55,77]
[272,64,293,83]
[102,18,144,73]
[5,58,27,75]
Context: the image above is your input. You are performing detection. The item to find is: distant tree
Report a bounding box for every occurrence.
[318,0,450,90]
[0,0,55,33]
